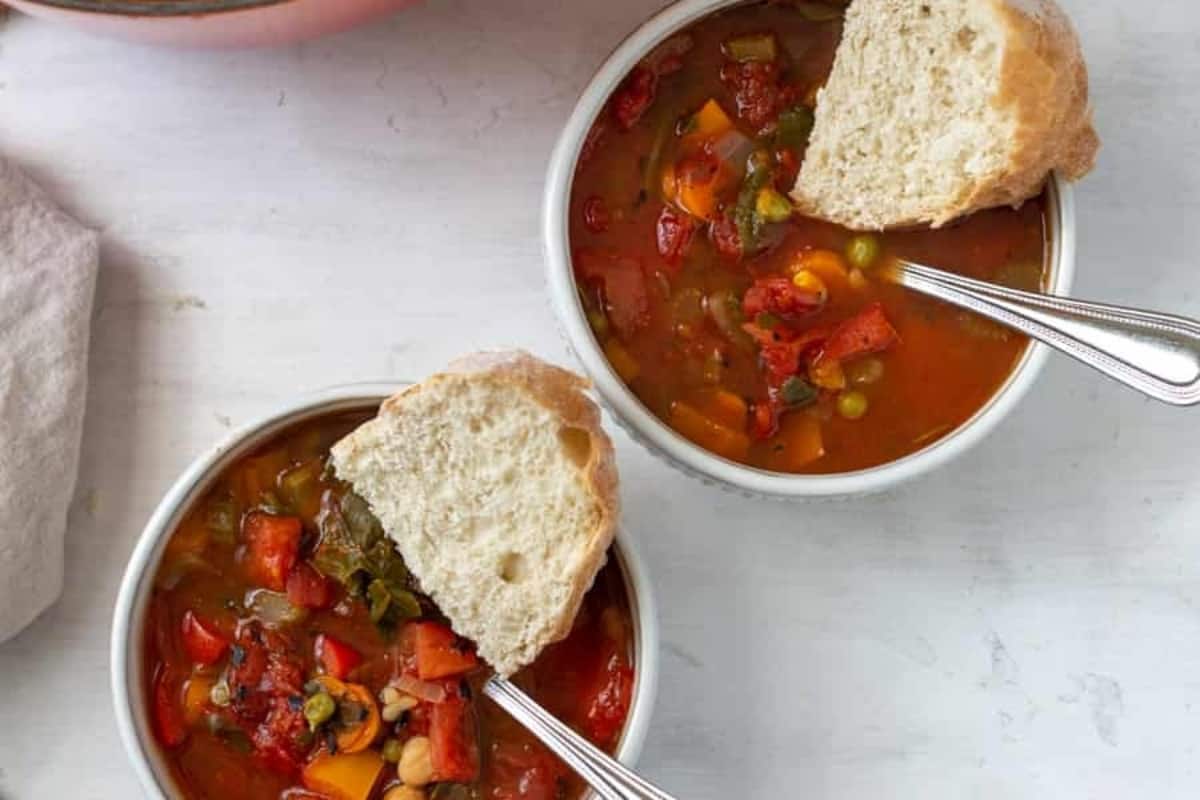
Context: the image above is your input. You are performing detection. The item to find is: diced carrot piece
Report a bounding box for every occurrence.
[182,675,214,725]
[691,98,734,138]
[764,413,825,472]
[301,751,385,800]
[603,340,641,383]
[792,249,849,289]
[669,401,751,461]
[414,622,479,680]
[701,390,748,430]
[313,676,382,755]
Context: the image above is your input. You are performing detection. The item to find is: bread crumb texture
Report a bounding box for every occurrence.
[792,0,1098,230]
[331,351,618,676]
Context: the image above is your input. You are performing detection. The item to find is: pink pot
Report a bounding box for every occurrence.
[4,0,421,48]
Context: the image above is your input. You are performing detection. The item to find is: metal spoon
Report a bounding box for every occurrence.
[884,259,1200,406]
[483,675,678,800]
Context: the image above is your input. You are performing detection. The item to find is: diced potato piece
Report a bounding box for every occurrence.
[302,751,386,800]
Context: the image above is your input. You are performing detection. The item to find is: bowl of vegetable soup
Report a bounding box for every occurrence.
[544,0,1076,499]
[111,383,660,800]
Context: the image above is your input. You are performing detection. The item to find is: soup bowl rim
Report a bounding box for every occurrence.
[110,382,661,798]
[542,0,1077,499]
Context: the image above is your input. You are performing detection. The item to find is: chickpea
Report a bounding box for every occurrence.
[397,735,434,787]
[383,786,427,800]
[384,786,427,800]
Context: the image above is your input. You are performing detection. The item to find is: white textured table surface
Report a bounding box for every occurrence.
[2,1,1199,797]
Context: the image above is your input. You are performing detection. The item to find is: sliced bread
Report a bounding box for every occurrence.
[791,0,1099,230]
[330,351,619,677]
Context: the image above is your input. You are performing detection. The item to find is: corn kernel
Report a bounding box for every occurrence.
[791,270,828,303]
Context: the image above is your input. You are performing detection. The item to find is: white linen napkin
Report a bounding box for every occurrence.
[0,158,99,643]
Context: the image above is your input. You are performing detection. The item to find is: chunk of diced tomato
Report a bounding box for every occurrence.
[315,634,362,681]
[181,610,228,666]
[742,276,824,321]
[655,205,696,272]
[414,622,479,680]
[242,512,302,592]
[817,303,899,364]
[583,652,634,747]
[490,741,565,800]
[286,562,335,610]
[612,65,657,130]
[152,667,187,748]
[430,696,480,783]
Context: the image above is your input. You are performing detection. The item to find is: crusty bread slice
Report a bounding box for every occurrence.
[791,0,1099,230]
[330,351,619,677]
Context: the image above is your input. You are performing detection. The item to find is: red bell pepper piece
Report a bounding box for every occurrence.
[413,622,479,681]
[315,634,362,680]
[817,303,899,364]
[180,610,228,666]
[286,562,334,610]
[430,695,480,783]
[152,667,187,748]
[242,512,302,592]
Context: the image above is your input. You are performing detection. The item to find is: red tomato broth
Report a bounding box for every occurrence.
[143,411,636,800]
[569,1,1048,474]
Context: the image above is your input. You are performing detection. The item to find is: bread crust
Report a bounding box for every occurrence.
[793,0,1099,230]
[953,0,1099,224]
[437,350,620,660]
[340,350,619,675]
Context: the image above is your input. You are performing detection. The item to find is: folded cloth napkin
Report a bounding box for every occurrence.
[0,159,98,643]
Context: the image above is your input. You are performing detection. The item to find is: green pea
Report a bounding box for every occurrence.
[381,738,403,763]
[303,691,336,731]
[836,390,870,420]
[845,234,881,270]
[846,357,884,386]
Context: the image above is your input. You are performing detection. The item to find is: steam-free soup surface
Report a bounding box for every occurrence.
[144,411,634,800]
[570,1,1047,473]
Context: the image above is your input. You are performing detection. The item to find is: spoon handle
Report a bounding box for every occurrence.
[888,259,1200,406]
[483,676,678,800]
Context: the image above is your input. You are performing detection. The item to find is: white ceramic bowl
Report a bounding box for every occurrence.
[543,0,1077,500]
[111,383,660,798]
[6,0,419,48]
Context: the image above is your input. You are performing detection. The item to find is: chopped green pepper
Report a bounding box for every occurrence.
[734,162,772,254]
[793,2,843,22]
[367,579,391,623]
[775,105,815,152]
[723,33,778,62]
[204,496,238,544]
[780,376,818,408]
